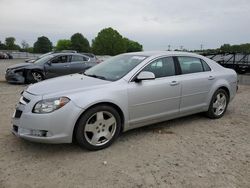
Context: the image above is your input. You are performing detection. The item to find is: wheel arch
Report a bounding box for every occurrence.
[72,101,125,142]
[218,86,230,99]
[24,68,45,83]
[26,68,44,75]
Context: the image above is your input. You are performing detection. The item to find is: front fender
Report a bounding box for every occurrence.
[68,86,130,131]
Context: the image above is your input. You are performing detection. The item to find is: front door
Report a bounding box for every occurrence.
[127,57,181,126]
[44,55,71,78]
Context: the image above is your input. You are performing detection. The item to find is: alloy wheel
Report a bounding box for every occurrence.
[213,92,227,116]
[31,72,43,82]
[84,111,117,146]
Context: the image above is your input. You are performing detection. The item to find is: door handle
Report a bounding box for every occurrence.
[208,76,215,80]
[63,65,70,68]
[170,81,179,86]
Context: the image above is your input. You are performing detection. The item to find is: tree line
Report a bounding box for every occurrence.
[192,43,250,54]
[0,27,143,55]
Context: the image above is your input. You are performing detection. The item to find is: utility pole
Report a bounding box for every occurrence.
[180,45,183,51]
[200,44,203,51]
[168,45,171,51]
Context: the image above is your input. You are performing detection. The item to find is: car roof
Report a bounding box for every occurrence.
[126,51,203,58]
[51,52,87,56]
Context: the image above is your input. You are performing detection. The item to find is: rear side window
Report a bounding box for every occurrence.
[142,57,175,78]
[177,57,203,74]
[201,60,211,71]
[72,55,89,62]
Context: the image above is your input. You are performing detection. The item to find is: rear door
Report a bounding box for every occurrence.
[44,55,71,78]
[70,55,90,74]
[176,56,215,113]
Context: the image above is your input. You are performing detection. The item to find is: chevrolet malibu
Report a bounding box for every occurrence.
[12,51,237,150]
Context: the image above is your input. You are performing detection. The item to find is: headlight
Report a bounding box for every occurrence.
[33,97,70,114]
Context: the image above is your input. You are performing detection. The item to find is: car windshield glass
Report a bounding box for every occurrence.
[84,54,148,81]
[38,52,53,59]
[34,54,54,64]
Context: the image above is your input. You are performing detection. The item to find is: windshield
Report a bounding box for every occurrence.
[34,54,54,64]
[38,52,53,59]
[84,54,148,81]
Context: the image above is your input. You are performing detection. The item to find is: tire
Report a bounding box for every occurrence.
[237,70,246,74]
[26,71,44,83]
[236,66,246,74]
[206,89,229,119]
[75,105,121,150]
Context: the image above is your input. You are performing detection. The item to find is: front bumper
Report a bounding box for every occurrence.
[11,92,84,144]
[5,70,25,84]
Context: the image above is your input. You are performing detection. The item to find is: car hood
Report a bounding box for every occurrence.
[7,63,33,70]
[26,73,111,96]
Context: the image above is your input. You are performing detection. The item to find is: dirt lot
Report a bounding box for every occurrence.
[0,59,249,188]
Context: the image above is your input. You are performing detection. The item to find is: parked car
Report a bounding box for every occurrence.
[11,51,237,150]
[81,53,101,63]
[6,52,13,59]
[25,50,77,63]
[6,52,97,83]
[0,52,12,59]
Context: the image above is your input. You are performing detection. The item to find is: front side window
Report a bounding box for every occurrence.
[51,55,69,64]
[34,54,54,65]
[142,57,175,78]
[178,57,203,74]
[84,54,148,81]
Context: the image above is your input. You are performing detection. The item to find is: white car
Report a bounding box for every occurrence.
[12,51,238,150]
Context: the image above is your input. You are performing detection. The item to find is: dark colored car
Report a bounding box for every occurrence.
[5,53,97,84]
[25,50,78,63]
[0,52,12,59]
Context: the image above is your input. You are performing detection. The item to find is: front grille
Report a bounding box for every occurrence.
[14,110,22,118]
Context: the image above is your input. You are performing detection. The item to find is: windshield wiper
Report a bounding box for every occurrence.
[83,73,107,80]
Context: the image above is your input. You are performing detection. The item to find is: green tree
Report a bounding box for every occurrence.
[5,37,20,50]
[92,27,126,55]
[220,44,231,53]
[56,39,72,51]
[220,43,250,53]
[33,36,53,53]
[70,33,90,52]
[124,38,143,52]
[27,47,34,53]
[21,40,29,52]
[0,41,6,50]
[5,37,15,49]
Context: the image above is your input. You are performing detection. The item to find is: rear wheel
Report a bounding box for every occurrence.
[75,105,121,150]
[206,89,229,119]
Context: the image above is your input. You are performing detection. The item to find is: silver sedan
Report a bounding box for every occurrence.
[12,51,238,150]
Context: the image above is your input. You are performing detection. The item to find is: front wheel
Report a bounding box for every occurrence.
[26,71,44,83]
[75,105,121,150]
[206,89,229,119]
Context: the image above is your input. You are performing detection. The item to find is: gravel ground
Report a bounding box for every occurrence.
[0,59,250,188]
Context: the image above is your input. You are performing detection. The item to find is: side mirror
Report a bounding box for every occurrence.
[46,61,52,66]
[135,71,155,82]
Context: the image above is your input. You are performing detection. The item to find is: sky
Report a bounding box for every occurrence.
[0,0,250,50]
